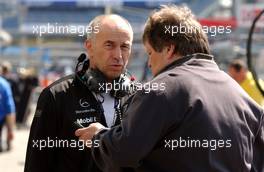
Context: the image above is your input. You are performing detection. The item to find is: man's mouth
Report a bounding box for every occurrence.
[109,65,123,70]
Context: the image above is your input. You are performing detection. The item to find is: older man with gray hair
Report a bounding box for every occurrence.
[25,14,135,172]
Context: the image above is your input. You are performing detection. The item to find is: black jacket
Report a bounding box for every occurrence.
[24,74,119,172]
[92,53,264,172]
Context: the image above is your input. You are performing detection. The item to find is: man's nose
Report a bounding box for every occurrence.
[113,47,123,63]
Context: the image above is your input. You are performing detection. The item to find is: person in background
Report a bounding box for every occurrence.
[1,61,21,121]
[16,67,38,128]
[228,59,264,107]
[0,73,16,152]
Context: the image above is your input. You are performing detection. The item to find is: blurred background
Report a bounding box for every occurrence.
[0,0,263,171]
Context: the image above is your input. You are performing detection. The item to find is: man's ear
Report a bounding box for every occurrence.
[85,39,93,58]
[165,44,175,60]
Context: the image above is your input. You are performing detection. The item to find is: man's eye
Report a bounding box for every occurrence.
[105,43,113,48]
[121,45,129,50]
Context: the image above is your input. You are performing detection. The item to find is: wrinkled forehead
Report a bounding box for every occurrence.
[102,15,132,31]
[96,17,133,42]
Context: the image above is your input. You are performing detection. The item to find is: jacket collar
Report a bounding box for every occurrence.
[155,53,214,77]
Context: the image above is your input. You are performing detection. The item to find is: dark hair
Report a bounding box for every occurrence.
[229,59,247,72]
[143,5,210,56]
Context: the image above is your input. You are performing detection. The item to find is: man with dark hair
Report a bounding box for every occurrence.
[228,59,247,83]
[228,59,264,106]
[76,5,264,172]
[142,5,210,56]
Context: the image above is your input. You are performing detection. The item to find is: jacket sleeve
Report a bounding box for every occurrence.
[24,88,58,172]
[251,109,264,172]
[92,89,172,171]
